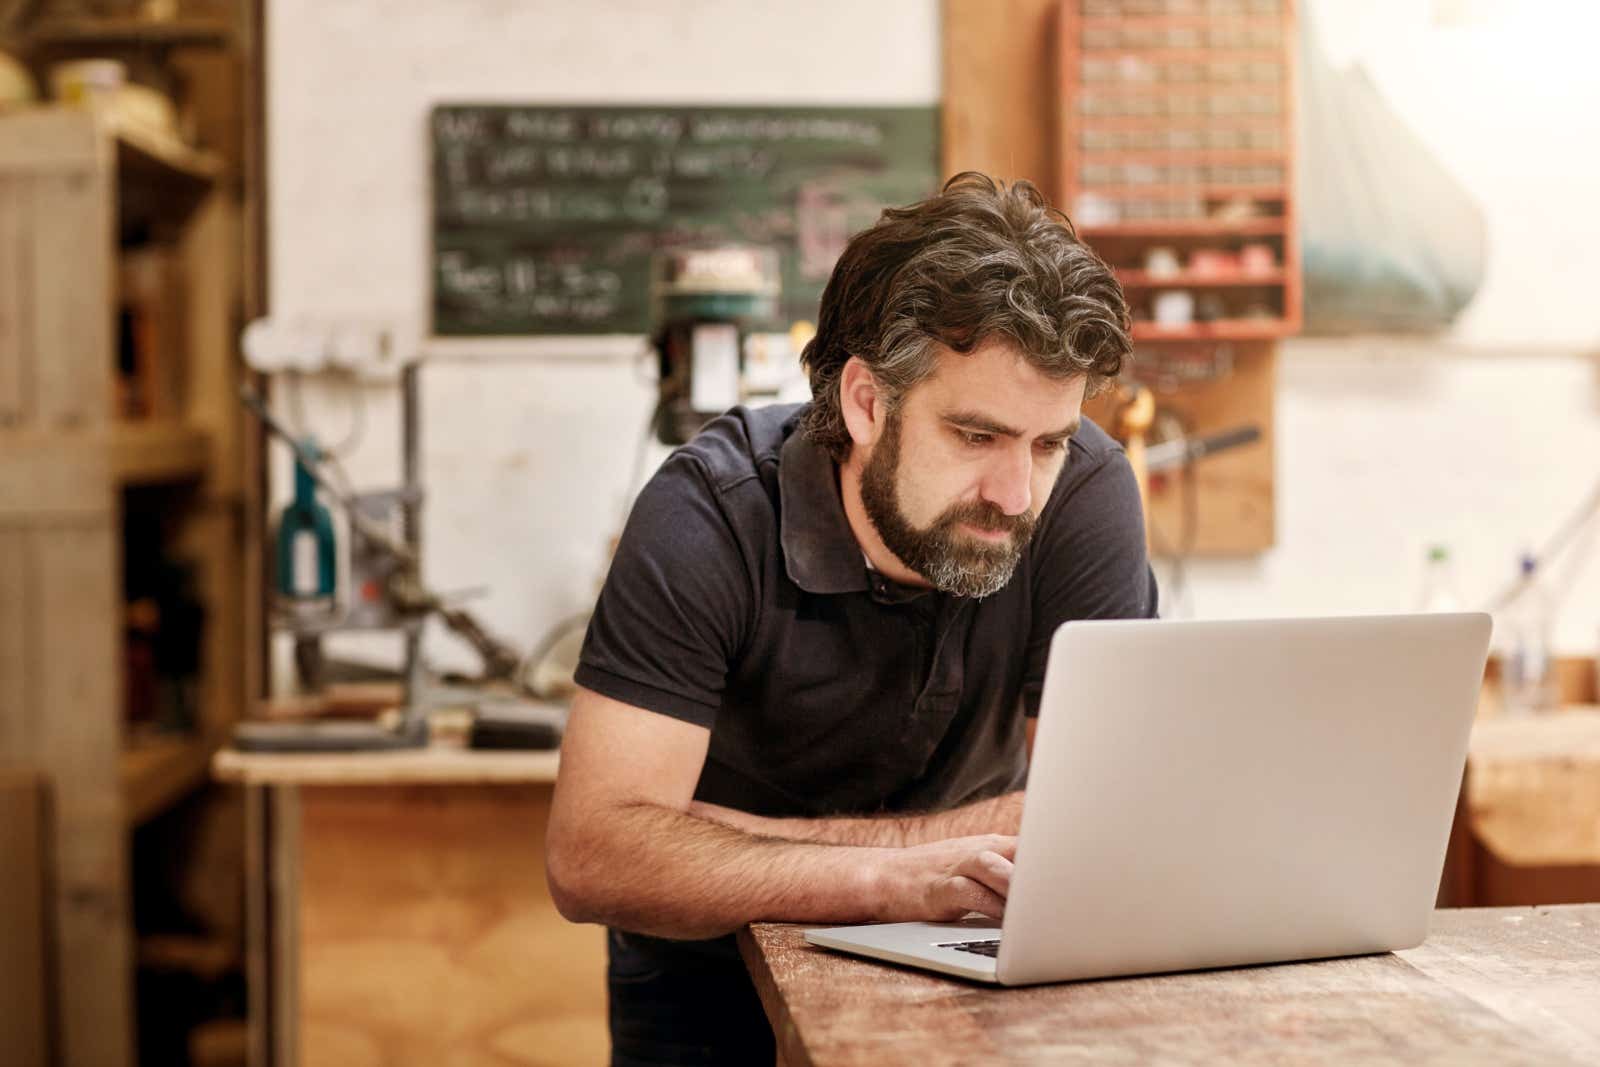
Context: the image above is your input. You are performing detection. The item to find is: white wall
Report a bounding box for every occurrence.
[267,0,1598,687]
[1309,0,1600,348]
[266,0,940,677]
[1178,340,1600,644]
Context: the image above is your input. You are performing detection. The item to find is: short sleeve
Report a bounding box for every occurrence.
[574,452,752,729]
[1020,449,1159,716]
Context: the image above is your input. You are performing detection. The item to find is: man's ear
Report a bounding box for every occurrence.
[839,357,886,448]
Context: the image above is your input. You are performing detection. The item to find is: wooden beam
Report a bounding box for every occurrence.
[34,522,133,1067]
[0,109,103,174]
[942,0,1062,195]
[29,145,111,428]
[0,175,29,425]
[0,767,50,1067]
[0,440,109,522]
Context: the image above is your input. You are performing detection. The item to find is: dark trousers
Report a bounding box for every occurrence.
[607,929,776,1067]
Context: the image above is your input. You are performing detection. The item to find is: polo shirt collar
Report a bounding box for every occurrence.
[778,429,871,595]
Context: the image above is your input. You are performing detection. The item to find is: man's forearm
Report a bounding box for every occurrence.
[689,791,1024,848]
[548,800,887,940]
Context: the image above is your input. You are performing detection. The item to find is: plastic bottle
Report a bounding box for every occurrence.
[1500,553,1556,715]
[1415,544,1462,613]
[274,439,337,622]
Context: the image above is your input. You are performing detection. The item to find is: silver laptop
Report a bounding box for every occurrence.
[805,613,1491,985]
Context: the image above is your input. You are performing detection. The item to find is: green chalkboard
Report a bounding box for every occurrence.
[431,105,940,336]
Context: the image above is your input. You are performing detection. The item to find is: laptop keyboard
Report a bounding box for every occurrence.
[938,939,1001,958]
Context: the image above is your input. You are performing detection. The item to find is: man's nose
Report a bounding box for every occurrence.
[980,447,1033,517]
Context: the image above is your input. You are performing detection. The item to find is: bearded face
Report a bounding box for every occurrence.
[859,408,1038,599]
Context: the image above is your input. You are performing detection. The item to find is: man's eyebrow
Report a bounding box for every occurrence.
[942,410,1080,441]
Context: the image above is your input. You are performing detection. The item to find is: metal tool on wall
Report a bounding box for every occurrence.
[1106,381,1263,617]
[1143,423,1262,474]
[236,365,525,751]
[1110,382,1261,493]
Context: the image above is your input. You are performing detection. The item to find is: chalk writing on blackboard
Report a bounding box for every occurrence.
[431,105,938,336]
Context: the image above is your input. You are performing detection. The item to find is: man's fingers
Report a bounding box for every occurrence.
[941,875,1006,920]
[947,834,1016,859]
[959,849,1014,897]
[981,835,1017,861]
[892,835,1018,923]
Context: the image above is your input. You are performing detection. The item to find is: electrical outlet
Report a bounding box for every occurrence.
[243,316,422,380]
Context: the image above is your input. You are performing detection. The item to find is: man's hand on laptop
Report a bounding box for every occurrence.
[872,834,1016,922]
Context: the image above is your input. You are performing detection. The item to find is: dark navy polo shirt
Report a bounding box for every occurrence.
[573,401,1157,1012]
[575,401,1158,819]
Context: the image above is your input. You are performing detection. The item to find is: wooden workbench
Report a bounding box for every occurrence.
[213,745,604,1067]
[209,707,1600,1065]
[1449,708,1600,906]
[1469,709,1600,865]
[740,905,1600,1066]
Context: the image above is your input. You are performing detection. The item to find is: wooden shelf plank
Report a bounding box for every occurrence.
[1080,47,1287,61]
[121,734,217,826]
[108,420,211,485]
[1081,218,1287,238]
[26,17,235,48]
[1076,82,1286,96]
[1078,114,1285,129]
[115,125,223,186]
[1132,317,1293,341]
[212,745,562,787]
[1079,148,1287,161]
[1117,268,1285,287]
[1080,15,1286,30]
[1079,185,1287,200]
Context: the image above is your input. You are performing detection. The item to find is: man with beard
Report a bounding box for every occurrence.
[547,172,1158,1066]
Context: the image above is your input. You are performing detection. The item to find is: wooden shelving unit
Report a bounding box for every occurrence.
[0,103,248,1067]
[1060,0,1298,557]
[1061,0,1301,338]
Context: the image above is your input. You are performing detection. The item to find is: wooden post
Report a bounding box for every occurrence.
[0,767,51,1066]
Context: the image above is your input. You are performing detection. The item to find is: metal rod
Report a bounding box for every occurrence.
[399,362,426,724]
[401,361,422,552]
[1144,425,1262,474]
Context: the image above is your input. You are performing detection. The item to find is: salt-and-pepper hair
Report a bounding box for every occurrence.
[799,172,1132,461]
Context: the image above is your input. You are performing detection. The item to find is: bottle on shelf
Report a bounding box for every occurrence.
[1415,544,1462,613]
[1499,553,1556,716]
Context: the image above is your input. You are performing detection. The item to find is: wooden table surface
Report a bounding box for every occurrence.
[740,906,1600,1066]
[211,744,559,786]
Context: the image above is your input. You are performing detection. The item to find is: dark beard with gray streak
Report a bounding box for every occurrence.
[858,411,1037,599]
